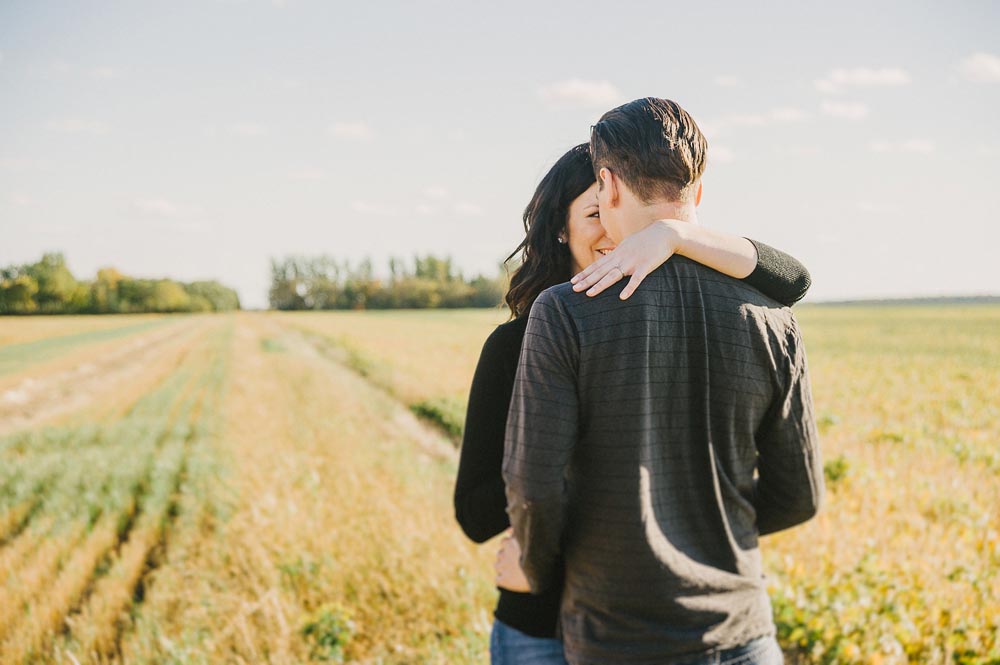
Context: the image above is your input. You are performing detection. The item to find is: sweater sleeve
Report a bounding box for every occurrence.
[742,239,812,306]
[503,290,580,593]
[453,323,521,543]
[753,318,824,534]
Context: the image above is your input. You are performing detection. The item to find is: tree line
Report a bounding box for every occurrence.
[269,255,507,310]
[0,253,240,314]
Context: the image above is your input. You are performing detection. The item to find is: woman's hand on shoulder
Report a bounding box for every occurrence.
[571,219,683,300]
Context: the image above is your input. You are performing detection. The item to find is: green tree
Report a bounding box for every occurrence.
[25,253,78,312]
[1,253,241,315]
[266,253,507,311]
[0,272,39,314]
[117,278,156,313]
[269,258,308,310]
[90,267,126,313]
[151,280,191,312]
[185,281,240,311]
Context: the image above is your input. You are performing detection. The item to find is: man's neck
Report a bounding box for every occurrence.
[622,200,698,237]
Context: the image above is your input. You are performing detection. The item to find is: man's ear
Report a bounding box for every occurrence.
[599,167,619,207]
[695,181,703,207]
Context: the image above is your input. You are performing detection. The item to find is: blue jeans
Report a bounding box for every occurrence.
[677,635,784,665]
[490,619,568,665]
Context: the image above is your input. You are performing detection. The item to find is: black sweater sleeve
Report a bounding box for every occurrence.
[742,239,812,306]
[453,319,524,543]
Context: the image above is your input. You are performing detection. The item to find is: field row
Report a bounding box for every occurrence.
[0,313,496,663]
[0,318,232,662]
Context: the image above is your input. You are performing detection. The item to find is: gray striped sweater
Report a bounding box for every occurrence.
[503,256,823,664]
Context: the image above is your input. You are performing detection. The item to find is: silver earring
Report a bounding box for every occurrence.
[557,236,567,244]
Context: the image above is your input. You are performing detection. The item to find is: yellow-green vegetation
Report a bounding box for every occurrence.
[272,308,507,439]
[0,317,174,377]
[0,313,494,663]
[1,305,997,663]
[0,253,240,315]
[275,305,1000,663]
[765,305,1000,664]
[0,314,167,348]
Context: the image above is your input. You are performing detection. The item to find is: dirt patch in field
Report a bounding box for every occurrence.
[0,319,210,436]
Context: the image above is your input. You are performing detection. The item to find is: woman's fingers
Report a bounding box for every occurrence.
[585,264,628,296]
[571,255,613,290]
[619,266,652,300]
[579,221,682,298]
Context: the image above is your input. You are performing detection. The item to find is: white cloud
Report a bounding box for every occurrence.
[229,122,267,137]
[167,220,210,234]
[328,121,374,141]
[49,60,74,76]
[725,114,767,127]
[415,203,436,216]
[815,67,911,94]
[713,75,742,88]
[32,223,69,235]
[45,118,110,135]
[772,145,822,157]
[131,198,206,218]
[0,158,49,172]
[288,169,329,181]
[959,52,1000,83]
[730,108,807,126]
[709,146,736,164]
[821,101,869,120]
[45,60,121,81]
[351,200,397,216]
[423,185,450,201]
[132,198,179,217]
[857,201,900,214]
[696,119,720,139]
[539,79,622,107]
[869,139,935,154]
[453,202,484,217]
[769,107,807,123]
[707,108,808,138]
[900,139,935,153]
[89,66,119,80]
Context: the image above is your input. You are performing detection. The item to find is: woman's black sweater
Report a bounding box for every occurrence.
[453,240,811,638]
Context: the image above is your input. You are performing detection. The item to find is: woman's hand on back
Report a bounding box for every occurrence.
[571,220,683,299]
[494,529,531,593]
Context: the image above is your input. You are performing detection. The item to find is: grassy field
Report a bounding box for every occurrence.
[0,306,997,663]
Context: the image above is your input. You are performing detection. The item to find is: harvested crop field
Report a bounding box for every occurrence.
[1,306,997,663]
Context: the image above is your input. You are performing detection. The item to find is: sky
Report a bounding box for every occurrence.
[1,0,998,308]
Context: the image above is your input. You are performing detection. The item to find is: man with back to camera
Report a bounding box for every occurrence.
[502,97,824,665]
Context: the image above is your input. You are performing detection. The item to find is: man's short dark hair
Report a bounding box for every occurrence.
[590,97,708,203]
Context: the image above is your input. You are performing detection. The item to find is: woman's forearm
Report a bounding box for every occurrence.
[667,220,758,280]
[571,218,810,305]
[454,476,511,543]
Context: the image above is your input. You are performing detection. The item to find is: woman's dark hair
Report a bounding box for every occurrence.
[504,143,595,319]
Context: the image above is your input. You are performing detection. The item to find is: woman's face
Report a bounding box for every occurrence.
[564,182,616,275]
